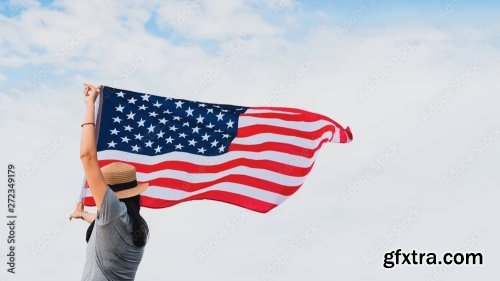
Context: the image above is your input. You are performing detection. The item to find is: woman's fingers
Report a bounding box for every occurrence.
[84,83,98,90]
[83,83,100,96]
[69,201,84,220]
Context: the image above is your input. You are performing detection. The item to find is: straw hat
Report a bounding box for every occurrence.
[100,162,149,199]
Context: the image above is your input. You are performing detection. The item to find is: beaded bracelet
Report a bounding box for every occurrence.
[81,122,96,127]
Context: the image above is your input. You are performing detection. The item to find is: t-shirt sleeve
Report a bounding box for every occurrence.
[96,187,126,225]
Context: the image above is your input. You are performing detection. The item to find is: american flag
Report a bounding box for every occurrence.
[81,86,353,213]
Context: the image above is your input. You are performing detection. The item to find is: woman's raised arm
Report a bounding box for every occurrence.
[80,83,108,209]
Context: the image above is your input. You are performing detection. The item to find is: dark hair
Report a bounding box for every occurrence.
[86,195,149,247]
[121,195,149,247]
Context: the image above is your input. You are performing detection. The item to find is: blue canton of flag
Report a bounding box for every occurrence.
[97,87,248,157]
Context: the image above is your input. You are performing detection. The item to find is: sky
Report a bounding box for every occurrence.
[0,0,499,280]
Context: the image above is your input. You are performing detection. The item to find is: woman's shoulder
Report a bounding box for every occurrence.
[95,187,127,225]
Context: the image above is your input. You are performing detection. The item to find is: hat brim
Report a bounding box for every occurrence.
[114,182,149,199]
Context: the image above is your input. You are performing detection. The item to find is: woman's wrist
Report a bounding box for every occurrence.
[82,102,95,123]
[85,101,95,108]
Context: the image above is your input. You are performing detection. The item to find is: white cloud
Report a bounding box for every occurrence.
[267,0,296,10]
[155,0,280,40]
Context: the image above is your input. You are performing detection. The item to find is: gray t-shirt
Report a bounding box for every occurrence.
[81,187,145,281]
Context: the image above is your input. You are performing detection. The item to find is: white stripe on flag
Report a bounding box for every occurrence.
[244,109,302,115]
[238,116,333,131]
[97,150,316,167]
[136,166,304,186]
[232,131,333,148]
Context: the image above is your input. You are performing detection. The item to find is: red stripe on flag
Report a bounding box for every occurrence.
[85,191,279,213]
[235,124,336,140]
[97,158,313,177]
[250,106,350,132]
[240,112,325,122]
[229,138,331,158]
[141,191,279,213]
[147,175,301,195]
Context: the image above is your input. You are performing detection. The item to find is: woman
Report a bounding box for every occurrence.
[70,83,150,281]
